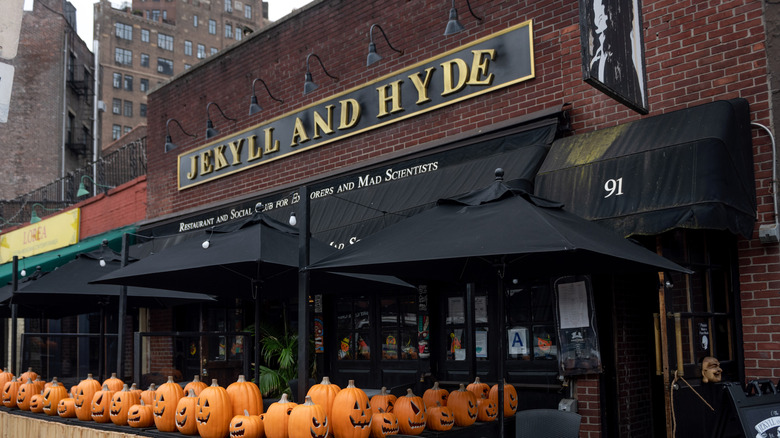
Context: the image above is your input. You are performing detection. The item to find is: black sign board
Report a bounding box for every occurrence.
[715,381,780,438]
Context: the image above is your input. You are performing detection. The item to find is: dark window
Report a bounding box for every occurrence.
[124,75,133,91]
[380,296,419,360]
[140,53,150,67]
[140,78,149,92]
[112,72,121,88]
[124,100,133,117]
[140,103,147,117]
[115,22,132,40]
[336,298,371,361]
[157,57,173,75]
[114,48,132,66]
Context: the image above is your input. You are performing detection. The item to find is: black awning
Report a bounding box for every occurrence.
[534,98,756,238]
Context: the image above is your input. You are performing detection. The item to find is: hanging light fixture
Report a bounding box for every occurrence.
[366,24,403,66]
[303,53,339,95]
[248,78,284,115]
[444,0,482,36]
[77,175,115,198]
[164,118,197,153]
[205,102,237,139]
[29,203,59,224]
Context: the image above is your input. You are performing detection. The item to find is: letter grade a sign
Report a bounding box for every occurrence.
[178,20,535,190]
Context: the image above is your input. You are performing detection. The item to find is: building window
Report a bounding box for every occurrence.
[122,75,132,91]
[184,64,191,70]
[151,10,160,21]
[114,48,132,66]
[141,29,150,43]
[443,291,492,362]
[115,22,132,40]
[184,40,192,56]
[140,103,147,117]
[124,126,132,134]
[112,124,121,140]
[112,72,121,88]
[157,57,173,75]
[225,0,232,12]
[112,98,121,115]
[225,24,232,39]
[244,4,251,19]
[140,78,149,92]
[210,47,218,55]
[162,10,167,20]
[197,44,205,59]
[141,53,150,67]
[504,281,557,364]
[158,33,173,51]
[336,298,372,361]
[208,19,216,35]
[380,295,419,360]
[236,30,242,41]
[193,14,198,27]
[124,100,133,117]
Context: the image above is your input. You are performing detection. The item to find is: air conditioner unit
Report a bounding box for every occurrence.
[97,100,106,112]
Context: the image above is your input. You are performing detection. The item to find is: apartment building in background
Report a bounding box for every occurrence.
[94,0,269,152]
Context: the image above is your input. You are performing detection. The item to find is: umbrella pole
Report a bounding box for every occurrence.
[254,281,261,384]
[496,272,505,438]
[10,256,18,374]
[297,186,311,403]
[99,306,105,381]
[466,283,476,382]
[117,233,129,379]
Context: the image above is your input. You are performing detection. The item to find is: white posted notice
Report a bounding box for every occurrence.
[557,281,590,329]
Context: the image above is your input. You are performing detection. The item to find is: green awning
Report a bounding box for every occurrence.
[0,225,136,287]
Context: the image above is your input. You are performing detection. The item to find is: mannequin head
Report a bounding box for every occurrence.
[701,356,722,383]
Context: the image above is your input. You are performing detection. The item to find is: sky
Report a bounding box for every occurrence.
[68,0,314,45]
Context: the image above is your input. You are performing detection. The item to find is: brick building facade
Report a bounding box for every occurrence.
[132,0,774,436]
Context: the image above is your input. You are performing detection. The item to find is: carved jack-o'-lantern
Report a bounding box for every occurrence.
[29,393,45,413]
[74,373,102,421]
[426,402,454,432]
[57,397,77,418]
[141,382,157,405]
[447,384,477,427]
[331,380,373,438]
[183,374,208,397]
[175,389,199,435]
[394,388,426,435]
[91,384,116,423]
[196,379,233,438]
[16,377,37,410]
[422,382,449,410]
[466,377,490,400]
[128,400,155,428]
[154,375,185,432]
[110,384,139,426]
[370,407,399,438]
[489,379,518,417]
[2,377,22,408]
[307,375,341,433]
[265,393,298,438]
[42,379,68,416]
[476,394,498,422]
[230,409,265,438]
[20,367,38,383]
[0,369,14,392]
[370,387,397,413]
[289,396,329,438]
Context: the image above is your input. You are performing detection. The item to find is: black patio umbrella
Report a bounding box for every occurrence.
[308,168,691,437]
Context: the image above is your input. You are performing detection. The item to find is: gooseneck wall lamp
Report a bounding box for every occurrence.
[205,102,237,139]
[444,0,482,36]
[248,78,284,115]
[29,203,59,224]
[367,24,403,66]
[164,118,197,153]
[303,53,339,95]
[77,175,115,198]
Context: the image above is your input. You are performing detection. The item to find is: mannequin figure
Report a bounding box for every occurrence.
[701,356,722,383]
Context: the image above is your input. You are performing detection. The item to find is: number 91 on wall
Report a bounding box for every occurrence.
[604,177,624,198]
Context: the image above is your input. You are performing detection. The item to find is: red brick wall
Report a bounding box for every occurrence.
[144,0,773,436]
[78,176,148,238]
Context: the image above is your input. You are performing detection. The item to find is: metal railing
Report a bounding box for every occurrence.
[0,137,146,229]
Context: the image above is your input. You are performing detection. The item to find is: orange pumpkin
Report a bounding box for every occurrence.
[226,374,263,416]
[91,384,116,423]
[422,382,449,409]
[489,379,518,417]
[2,377,22,408]
[70,385,78,398]
[265,393,298,438]
[476,394,497,422]
[128,400,155,428]
[426,402,454,431]
[0,369,14,392]
[110,384,140,426]
[102,372,124,392]
[466,377,490,400]
[184,374,208,397]
[370,407,399,438]
[447,384,477,427]
[154,375,185,432]
[175,389,199,435]
[16,377,37,410]
[20,367,38,383]
[196,379,233,438]
[289,395,329,438]
[74,373,102,421]
[307,375,341,430]
[57,397,77,418]
[33,377,46,394]
[331,380,372,438]
[394,388,426,435]
[230,409,265,438]
[29,393,45,413]
[141,382,157,405]
[370,387,397,413]
[42,379,69,416]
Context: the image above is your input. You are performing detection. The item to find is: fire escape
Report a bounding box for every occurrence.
[65,52,95,162]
